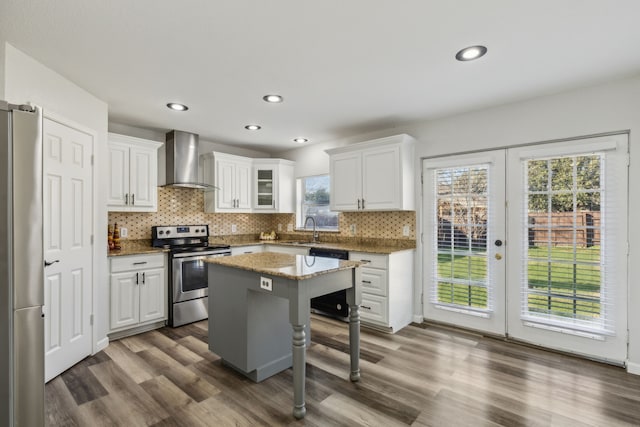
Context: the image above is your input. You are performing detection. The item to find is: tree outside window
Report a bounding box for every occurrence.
[296,175,339,230]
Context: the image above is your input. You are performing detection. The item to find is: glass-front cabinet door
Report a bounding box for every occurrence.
[255,167,275,209]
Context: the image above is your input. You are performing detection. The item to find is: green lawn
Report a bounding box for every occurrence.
[436,246,601,319]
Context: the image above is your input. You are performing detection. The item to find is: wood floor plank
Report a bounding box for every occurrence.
[60,358,109,406]
[46,317,640,427]
[137,346,221,402]
[102,340,157,384]
[89,360,170,425]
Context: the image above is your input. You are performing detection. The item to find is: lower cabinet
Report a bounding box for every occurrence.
[109,253,167,333]
[349,250,414,333]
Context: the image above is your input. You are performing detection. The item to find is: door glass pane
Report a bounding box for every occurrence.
[433,165,490,311]
[524,154,605,328]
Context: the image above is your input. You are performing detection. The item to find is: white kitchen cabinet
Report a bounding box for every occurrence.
[109,253,166,333]
[201,152,252,213]
[252,159,295,212]
[327,134,415,211]
[231,245,264,256]
[107,133,162,212]
[349,250,414,333]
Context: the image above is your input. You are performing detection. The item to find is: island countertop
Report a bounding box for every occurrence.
[203,252,363,280]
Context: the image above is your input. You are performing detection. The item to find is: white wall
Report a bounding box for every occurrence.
[4,43,110,352]
[277,75,640,373]
[0,42,5,100]
[108,122,271,185]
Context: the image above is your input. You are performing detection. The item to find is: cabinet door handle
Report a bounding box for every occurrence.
[132,194,135,205]
[361,305,372,310]
[362,280,372,284]
[136,272,139,284]
[125,193,129,205]
[44,259,60,267]
[142,272,145,284]
[362,199,365,209]
[133,261,147,265]
[360,259,371,263]
[357,199,361,209]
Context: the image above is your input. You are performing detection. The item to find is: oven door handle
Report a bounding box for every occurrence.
[172,251,231,259]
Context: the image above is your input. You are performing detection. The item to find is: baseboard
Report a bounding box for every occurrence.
[412,314,424,324]
[95,336,109,354]
[627,360,640,375]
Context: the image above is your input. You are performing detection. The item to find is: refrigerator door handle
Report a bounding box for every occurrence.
[44,259,60,267]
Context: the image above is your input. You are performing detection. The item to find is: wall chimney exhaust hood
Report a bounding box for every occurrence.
[164,130,216,189]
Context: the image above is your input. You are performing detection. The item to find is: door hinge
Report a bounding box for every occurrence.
[91,155,94,165]
[420,233,424,245]
[90,314,94,326]
[420,171,423,184]
[420,292,424,306]
[90,235,94,245]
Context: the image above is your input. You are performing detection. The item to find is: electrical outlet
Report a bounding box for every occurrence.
[120,227,128,238]
[287,223,293,232]
[403,225,410,237]
[231,224,237,233]
[350,224,356,235]
[260,276,273,291]
[278,223,282,232]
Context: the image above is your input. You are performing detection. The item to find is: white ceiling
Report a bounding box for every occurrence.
[2,1,640,153]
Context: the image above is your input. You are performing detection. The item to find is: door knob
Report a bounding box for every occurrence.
[44,259,60,267]
[495,239,503,247]
[495,253,503,260]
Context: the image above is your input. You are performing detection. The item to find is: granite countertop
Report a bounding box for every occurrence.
[107,240,169,257]
[204,252,363,280]
[211,239,416,255]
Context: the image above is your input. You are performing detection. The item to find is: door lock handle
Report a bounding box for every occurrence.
[44,259,60,267]
[495,253,503,260]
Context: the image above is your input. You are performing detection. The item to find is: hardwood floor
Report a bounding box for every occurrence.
[46,316,640,426]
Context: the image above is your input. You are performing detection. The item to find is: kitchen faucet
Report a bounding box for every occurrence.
[304,216,319,242]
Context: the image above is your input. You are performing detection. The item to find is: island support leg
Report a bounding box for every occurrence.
[348,304,361,381]
[292,324,306,419]
[346,266,362,382]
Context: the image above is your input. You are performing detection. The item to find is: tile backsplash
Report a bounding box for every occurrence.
[108,187,416,241]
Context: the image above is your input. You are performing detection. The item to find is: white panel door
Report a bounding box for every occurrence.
[139,268,165,323]
[216,159,235,209]
[129,146,154,209]
[362,145,400,210]
[43,118,93,382]
[330,151,361,211]
[235,160,252,210]
[423,151,506,336]
[110,272,139,330]
[107,141,129,207]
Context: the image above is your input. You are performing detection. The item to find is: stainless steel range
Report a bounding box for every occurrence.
[152,225,231,327]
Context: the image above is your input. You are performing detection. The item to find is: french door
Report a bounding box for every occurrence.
[423,134,628,363]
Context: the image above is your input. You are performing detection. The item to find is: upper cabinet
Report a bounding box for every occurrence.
[201,152,252,213]
[107,133,163,212]
[327,134,416,211]
[252,159,295,213]
[201,153,296,214]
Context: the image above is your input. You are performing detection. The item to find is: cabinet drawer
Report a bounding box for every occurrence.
[111,253,165,273]
[359,294,388,324]
[350,252,387,269]
[360,267,387,296]
[231,245,264,255]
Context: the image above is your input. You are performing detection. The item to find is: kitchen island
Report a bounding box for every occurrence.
[204,252,363,419]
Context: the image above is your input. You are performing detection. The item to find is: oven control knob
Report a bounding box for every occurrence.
[159,230,164,235]
[166,230,171,235]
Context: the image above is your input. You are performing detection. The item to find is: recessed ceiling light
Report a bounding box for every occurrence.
[166,102,189,111]
[455,45,488,61]
[293,138,308,144]
[245,124,261,130]
[263,94,283,103]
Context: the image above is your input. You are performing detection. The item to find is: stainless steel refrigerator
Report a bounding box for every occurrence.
[0,101,44,426]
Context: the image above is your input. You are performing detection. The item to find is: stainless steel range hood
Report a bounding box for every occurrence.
[164,130,216,189]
